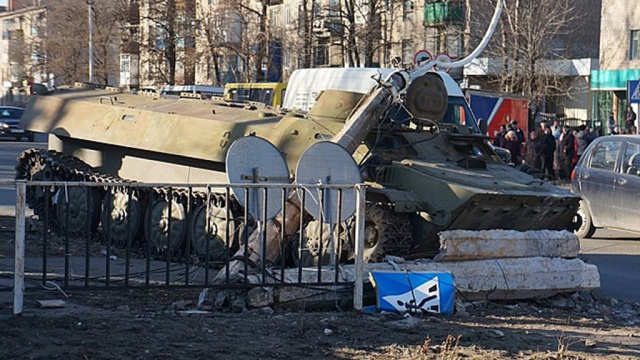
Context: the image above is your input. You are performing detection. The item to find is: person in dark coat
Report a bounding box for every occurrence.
[575,125,589,163]
[541,127,556,180]
[501,130,521,165]
[493,125,507,147]
[524,131,543,172]
[559,126,575,180]
[608,112,616,135]
[510,120,525,145]
[625,105,637,131]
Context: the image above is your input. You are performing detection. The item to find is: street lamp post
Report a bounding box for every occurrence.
[87,0,94,83]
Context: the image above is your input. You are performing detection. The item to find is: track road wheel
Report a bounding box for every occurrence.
[291,220,334,267]
[55,186,102,235]
[190,199,237,260]
[574,200,596,238]
[101,189,145,247]
[145,195,186,253]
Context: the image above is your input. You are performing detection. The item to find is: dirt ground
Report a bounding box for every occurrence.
[1,216,640,360]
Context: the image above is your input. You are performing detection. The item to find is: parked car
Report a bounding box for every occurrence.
[571,135,640,237]
[0,106,33,141]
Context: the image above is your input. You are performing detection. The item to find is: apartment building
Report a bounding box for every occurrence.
[265,0,599,120]
[193,0,270,85]
[121,0,602,123]
[591,0,640,124]
[0,2,46,105]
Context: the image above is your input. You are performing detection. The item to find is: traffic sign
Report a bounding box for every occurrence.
[434,53,453,73]
[413,49,433,66]
[628,80,640,104]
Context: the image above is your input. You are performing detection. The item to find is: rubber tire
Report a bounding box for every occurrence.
[574,200,596,238]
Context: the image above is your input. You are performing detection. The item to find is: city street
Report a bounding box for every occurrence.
[0,136,638,303]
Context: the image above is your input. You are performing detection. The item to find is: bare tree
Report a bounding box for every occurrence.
[43,0,123,85]
[468,0,586,110]
[140,0,197,85]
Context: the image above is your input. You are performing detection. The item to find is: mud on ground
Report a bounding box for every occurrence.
[1,215,640,360]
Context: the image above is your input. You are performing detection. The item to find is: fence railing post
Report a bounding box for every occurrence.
[14,180,26,316]
[353,183,366,311]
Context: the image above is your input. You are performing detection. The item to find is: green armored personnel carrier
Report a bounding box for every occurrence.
[16,67,579,266]
[15,0,578,265]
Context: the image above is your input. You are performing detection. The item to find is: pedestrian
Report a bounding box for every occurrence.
[608,112,616,135]
[536,119,549,139]
[551,120,562,139]
[510,120,525,145]
[493,125,507,147]
[625,105,637,131]
[524,130,543,173]
[586,126,597,143]
[559,126,575,180]
[501,130,521,165]
[575,125,589,163]
[541,127,556,180]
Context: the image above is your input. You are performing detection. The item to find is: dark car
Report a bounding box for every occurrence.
[571,135,640,237]
[0,106,34,141]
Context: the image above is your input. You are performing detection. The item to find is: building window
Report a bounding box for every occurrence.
[269,8,280,28]
[121,54,131,73]
[313,45,328,66]
[285,7,291,26]
[631,30,640,60]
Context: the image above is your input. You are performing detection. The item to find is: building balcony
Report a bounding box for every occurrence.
[424,1,463,27]
[312,19,343,38]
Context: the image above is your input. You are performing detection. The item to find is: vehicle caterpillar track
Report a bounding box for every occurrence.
[15,149,248,263]
[15,148,415,266]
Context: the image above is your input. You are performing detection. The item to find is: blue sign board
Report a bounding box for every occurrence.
[628,80,640,104]
[370,271,455,315]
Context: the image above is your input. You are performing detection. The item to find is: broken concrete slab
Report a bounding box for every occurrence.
[242,257,599,307]
[435,230,580,261]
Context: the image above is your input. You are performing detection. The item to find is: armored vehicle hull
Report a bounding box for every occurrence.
[17,70,579,265]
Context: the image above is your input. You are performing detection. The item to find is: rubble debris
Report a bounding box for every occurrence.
[235,256,599,308]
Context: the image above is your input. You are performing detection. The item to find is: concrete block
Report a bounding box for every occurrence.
[247,257,599,306]
[435,230,580,261]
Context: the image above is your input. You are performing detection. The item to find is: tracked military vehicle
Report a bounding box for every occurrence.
[15,0,579,266]
[15,67,579,265]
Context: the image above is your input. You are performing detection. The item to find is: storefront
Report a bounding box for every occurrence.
[591,69,640,133]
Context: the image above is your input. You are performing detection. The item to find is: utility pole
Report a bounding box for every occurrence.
[87,0,94,83]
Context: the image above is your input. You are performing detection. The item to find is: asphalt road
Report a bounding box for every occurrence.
[580,228,640,303]
[0,136,638,303]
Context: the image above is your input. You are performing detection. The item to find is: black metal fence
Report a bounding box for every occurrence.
[12,180,366,314]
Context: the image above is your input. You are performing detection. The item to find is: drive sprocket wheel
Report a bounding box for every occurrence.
[101,188,145,246]
[358,204,413,263]
[190,196,238,260]
[15,149,57,220]
[145,192,187,254]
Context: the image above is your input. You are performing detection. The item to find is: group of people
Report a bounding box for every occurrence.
[493,118,623,181]
[492,107,638,181]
